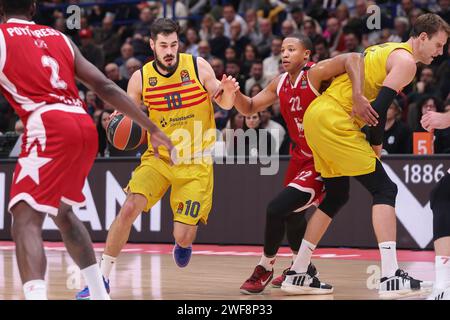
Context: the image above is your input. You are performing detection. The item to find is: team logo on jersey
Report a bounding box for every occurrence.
[148,77,158,87]
[301,80,308,89]
[160,117,167,128]
[180,70,190,83]
[176,202,184,214]
[300,75,308,89]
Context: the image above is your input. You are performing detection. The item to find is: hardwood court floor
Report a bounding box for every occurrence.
[0,242,435,300]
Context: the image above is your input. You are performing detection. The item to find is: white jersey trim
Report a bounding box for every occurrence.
[286,183,315,212]
[6,18,35,25]
[0,29,46,111]
[277,72,288,96]
[61,197,86,207]
[60,33,74,59]
[25,104,86,153]
[300,149,313,158]
[307,74,321,97]
[293,70,304,88]
[8,192,58,216]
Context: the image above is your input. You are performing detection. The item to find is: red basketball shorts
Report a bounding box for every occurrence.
[8,104,98,216]
[283,155,325,212]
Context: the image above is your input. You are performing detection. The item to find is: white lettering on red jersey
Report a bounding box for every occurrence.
[0,19,84,125]
[277,62,320,160]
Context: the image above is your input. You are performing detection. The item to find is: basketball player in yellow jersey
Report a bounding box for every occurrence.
[76,18,239,299]
[281,14,450,299]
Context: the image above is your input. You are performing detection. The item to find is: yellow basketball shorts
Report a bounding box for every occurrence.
[126,156,213,225]
[303,95,377,178]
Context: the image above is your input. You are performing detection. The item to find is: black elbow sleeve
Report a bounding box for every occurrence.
[368,86,398,145]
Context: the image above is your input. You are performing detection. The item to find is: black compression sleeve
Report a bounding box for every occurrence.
[368,86,398,145]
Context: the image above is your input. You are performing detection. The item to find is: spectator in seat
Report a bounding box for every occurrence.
[79,28,105,71]
[245,61,269,95]
[263,37,282,81]
[209,22,230,60]
[382,100,412,154]
[105,63,128,91]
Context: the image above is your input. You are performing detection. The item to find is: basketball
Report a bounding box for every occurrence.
[106,113,147,151]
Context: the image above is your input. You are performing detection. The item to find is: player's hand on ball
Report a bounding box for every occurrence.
[352,94,378,126]
[109,110,122,121]
[150,129,177,165]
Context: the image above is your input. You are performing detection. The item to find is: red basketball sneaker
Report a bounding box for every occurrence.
[271,266,291,288]
[240,265,274,295]
[272,262,318,288]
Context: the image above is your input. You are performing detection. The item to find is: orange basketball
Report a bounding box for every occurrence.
[106,113,147,151]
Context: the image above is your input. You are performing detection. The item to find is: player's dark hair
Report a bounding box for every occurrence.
[410,13,450,38]
[150,18,180,40]
[297,33,313,51]
[0,0,34,15]
[286,33,313,51]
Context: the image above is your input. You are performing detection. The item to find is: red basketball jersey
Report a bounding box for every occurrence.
[277,62,319,160]
[0,18,84,124]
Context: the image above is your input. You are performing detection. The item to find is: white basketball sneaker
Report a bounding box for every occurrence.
[427,286,450,300]
[281,267,333,295]
[379,269,433,299]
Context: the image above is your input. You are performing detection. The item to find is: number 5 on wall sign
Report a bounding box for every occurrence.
[413,132,434,155]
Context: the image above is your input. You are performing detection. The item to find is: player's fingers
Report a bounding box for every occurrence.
[422,113,432,122]
[368,105,379,118]
[367,112,378,126]
[421,118,430,130]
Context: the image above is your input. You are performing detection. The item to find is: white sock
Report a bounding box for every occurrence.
[100,254,116,280]
[23,279,47,300]
[379,241,399,278]
[435,256,450,289]
[291,239,316,273]
[81,264,110,300]
[258,255,276,271]
[292,253,297,264]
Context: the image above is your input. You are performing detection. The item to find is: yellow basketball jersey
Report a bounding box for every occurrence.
[323,42,413,127]
[141,53,216,161]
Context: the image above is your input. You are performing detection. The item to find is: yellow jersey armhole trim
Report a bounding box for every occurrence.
[192,55,208,93]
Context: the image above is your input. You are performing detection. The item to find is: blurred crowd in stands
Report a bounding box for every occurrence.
[0,0,449,157]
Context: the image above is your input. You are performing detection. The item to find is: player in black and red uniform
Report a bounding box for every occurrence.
[219,34,370,294]
[0,0,174,299]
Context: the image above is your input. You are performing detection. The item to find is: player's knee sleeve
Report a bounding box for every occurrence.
[356,160,397,207]
[266,189,310,219]
[318,188,350,218]
[431,174,450,240]
[372,179,398,207]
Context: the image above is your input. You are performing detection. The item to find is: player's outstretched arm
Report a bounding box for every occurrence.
[70,41,176,160]
[226,76,279,116]
[421,111,450,131]
[197,57,238,110]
